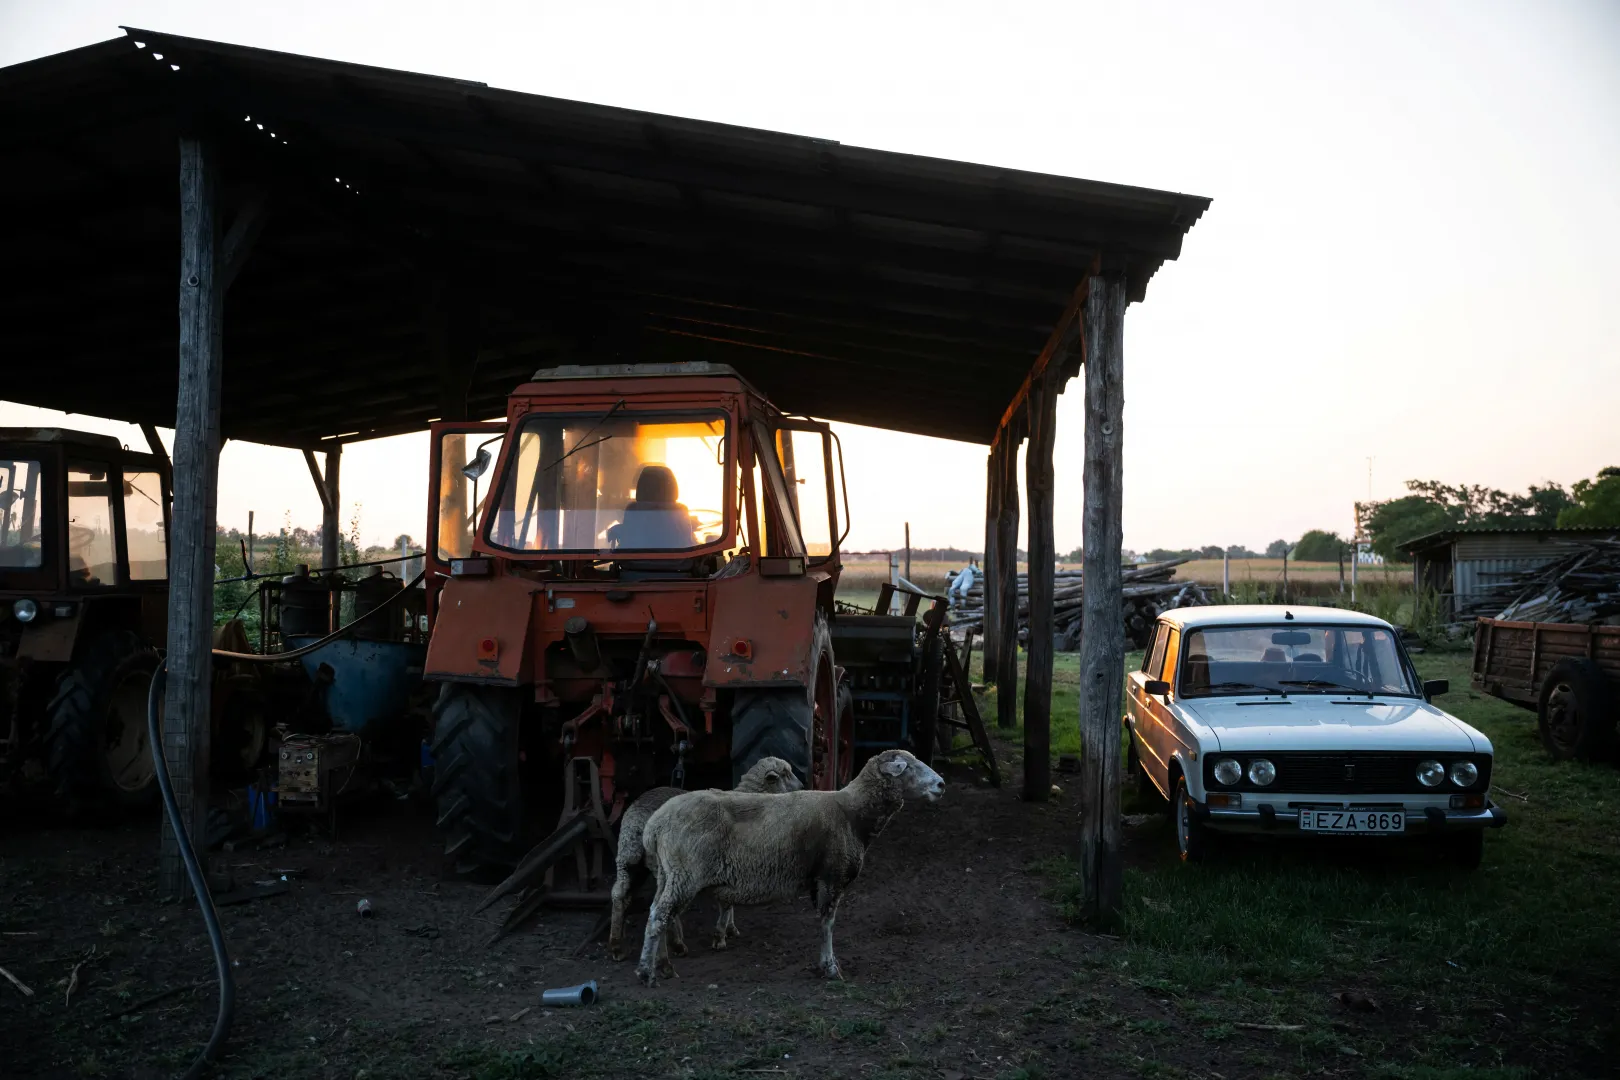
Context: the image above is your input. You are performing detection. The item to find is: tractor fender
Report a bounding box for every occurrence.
[424,575,538,686]
[705,571,828,689]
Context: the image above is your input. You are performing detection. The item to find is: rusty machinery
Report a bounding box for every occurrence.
[423,363,950,904]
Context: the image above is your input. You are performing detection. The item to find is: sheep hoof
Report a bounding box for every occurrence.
[726,925,742,940]
[609,943,626,962]
[671,940,689,958]
[658,959,678,979]
[710,934,728,951]
[636,965,657,988]
[820,959,842,979]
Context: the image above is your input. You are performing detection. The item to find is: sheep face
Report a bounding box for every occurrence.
[873,749,945,802]
[739,755,804,794]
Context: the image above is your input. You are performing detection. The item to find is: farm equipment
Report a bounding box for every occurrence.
[0,428,173,811]
[1472,618,1620,762]
[423,362,950,891]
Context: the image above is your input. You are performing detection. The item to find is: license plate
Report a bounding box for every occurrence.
[1299,809,1404,834]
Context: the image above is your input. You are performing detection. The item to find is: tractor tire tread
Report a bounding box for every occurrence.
[431,683,526,874]
[44,630,159,816]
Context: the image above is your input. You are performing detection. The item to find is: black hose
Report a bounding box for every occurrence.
[147,664,235,1080]
[212,570,427,663]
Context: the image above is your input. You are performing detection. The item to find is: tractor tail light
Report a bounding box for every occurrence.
[732,638,752,659]
[477,637,499,661]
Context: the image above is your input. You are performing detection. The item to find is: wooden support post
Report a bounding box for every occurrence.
[303,447,342,571]
[1022,366,1060,802]
[982,443,1002,684]
[995,423,1021,730]
[1076,272,1127,926]
[159,136,225,898]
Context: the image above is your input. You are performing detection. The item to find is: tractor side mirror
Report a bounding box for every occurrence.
[462,447,493,481]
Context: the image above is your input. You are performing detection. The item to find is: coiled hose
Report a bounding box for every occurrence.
[146,569,427,1076]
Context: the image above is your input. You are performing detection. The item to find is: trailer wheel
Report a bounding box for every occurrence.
[45,630,160,815]
[431,683,527,874]
[731,614,830,789]
[1537,658,1615,762]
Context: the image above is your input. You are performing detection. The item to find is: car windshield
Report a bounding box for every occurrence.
[0,458,45,569]
[1179,624,1417,697]
[487,411,727,553]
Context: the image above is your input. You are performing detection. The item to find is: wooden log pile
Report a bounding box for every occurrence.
[1492,538,1620,624]
[949,557,1213,650]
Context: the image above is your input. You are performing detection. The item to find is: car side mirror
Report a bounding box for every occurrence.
[462,447,492,481]
[1144,680,1170,697]
[1423,679,1449,699]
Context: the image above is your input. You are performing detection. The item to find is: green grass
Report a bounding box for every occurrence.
[1036,650,1620,1075]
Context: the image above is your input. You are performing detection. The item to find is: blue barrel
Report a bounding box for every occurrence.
[285,636,427,734]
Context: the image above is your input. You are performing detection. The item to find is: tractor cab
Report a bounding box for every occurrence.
[0,428,171,808]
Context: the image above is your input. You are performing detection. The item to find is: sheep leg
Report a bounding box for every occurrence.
[815,883,844,979]
[608,863,646,962]
[670,911,688,957]
[724,905,741,940]
[710,905,730,951]
[636,880,674,987]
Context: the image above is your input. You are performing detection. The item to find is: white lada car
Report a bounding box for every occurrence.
[1125,606,1506,867]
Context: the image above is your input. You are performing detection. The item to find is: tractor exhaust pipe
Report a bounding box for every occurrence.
[563,616,602,672]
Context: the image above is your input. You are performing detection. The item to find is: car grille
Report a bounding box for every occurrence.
[1205,751,1491,795]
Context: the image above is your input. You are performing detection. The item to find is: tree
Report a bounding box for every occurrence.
[1292,530,1345,562]
[1226,545,1260,559]
[1558,467,1620,528]
[1199,544,1225,559]
[1264,539,1289,558]
[1363,477,1574,560]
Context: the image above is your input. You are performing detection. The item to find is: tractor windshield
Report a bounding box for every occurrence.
[0,458,44,568]
[487,411,729,553]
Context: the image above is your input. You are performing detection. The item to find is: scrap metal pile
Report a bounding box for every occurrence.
[948,557,1213,650]
[1491,538,1620,624]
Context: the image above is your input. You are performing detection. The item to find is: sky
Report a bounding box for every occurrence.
[3,0,1617,555]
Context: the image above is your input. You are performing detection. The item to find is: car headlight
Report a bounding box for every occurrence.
[1416,759,1445,787]
[1248,758,1276,786]
[12,598,38,623]
[1449,761,1479,787]
[1213,758,1242,786]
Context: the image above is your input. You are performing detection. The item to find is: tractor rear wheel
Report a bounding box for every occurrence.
[731,614,831,789]
[45,630,160,816]
[430,683,527,875]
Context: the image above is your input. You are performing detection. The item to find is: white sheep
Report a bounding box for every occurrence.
[608,755,801,962]
[635,748,944,986]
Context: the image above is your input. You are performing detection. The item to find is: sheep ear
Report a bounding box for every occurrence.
[878,755,909,778]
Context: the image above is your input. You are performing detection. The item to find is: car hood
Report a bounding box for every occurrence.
[1179,697,1481,753]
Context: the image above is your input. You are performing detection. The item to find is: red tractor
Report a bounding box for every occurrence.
[422,362,942,877]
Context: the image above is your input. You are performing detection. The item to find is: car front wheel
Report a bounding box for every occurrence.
[1174,774,1208,864]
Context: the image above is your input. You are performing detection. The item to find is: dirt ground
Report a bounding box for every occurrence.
[0,742,1587,1080]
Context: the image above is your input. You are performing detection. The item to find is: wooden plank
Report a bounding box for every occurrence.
[981,442,1002,685]
[220,187,268,293]
[996,274,1092,433]
[1021,363,1059,802]
[320,445,341,570]
[160,135,224,898]
[1075,272,1127,927]
[995,421,1022,730]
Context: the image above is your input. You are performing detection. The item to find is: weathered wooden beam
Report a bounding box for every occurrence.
[995,420,1023,729]
[982,442,1003,685]
[1075,271,1128,926]
[996,274,1093,433]
[220,187,268,293]
[138,422,170,483]
[320,445,342,570]
[302,449,334,516]
[159,135,224,898]
[1022,363,1061,802]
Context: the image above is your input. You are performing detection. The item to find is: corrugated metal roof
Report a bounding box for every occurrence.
[0,29,1209,448]
[1402,525,1620,553]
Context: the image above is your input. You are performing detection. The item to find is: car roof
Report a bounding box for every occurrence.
[1159,605,1395,631]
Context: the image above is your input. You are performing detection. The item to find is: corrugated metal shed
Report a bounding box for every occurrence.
[0,28,1209,449]
[1405,527,1620,617]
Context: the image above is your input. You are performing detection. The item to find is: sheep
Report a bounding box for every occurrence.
[635,748,944,986]
[608,755,801,962]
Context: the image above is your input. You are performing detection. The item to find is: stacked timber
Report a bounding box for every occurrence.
[949,557,1212,650]
[1492,538,1620,624]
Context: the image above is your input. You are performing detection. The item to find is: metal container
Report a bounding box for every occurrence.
[280,565,331,638]
[353,568,404,642]
[285,636,427,734]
